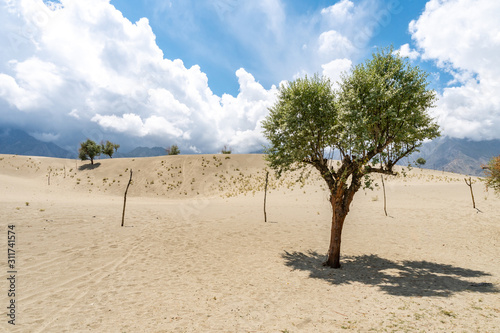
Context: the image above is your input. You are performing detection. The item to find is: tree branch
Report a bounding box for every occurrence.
[304,156,337,189]
[389,143,418,167]
[364,165,397,176]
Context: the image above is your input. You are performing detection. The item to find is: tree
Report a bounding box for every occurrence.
[416,157,426,168]
[221,145,232,154]
[262,47,440,268]
[483,155,500,194]
[166,144,180,155]
[101,140,120,158]
[79,139,101,165]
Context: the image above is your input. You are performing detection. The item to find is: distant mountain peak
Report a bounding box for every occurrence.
[119,146,166,158]
[408,136,500,176]
[1,128,498,176]
[0,127,76,159]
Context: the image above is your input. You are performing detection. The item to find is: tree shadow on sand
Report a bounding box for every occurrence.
[282,251,498,297]
[78,162,101,171]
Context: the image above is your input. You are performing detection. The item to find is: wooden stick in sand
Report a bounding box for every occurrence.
[381,175,388,216]
[464,176,476,209]
[121,169,133,227]
[264,171,269,222]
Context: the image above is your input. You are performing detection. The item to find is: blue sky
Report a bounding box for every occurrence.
[1,0,499,153]
[111,0,432,95]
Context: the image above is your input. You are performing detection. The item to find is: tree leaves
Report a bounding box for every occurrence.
[79,139,101,165]
[262,46,440,188]
[262,74,337,177]
[101,140,120,158]
[484,155,500,194]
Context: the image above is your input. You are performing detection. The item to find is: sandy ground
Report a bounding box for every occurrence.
[0,153,499,332]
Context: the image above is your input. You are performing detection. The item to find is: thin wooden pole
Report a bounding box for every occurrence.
[464,177,476,209]
[264,171,269,222]
[122,169,133,227]
[381,175,387,216]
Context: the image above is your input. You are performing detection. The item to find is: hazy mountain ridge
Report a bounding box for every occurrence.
[116,146,167,158]
[0,128,498,176]
[0,128,77,159]
[0,128,168,160]
[408,137,500,176]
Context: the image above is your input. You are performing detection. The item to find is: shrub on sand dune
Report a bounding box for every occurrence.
[221,145,232,154]
[166,144,180,155]
[483,155,500,194]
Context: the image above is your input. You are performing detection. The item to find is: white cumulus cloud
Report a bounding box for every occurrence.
[0,0,440,154]
[318,30,354,59]
[321,0,354,21]
[410,0,500,140]
[321,58,352,87]
[0,0,278,153]
[395,43,419,60]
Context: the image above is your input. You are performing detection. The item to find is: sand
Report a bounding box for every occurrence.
[0,153,499,332]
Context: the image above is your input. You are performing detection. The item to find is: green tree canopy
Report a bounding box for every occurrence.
[79,139,101,165]
[167,144,180,155]
[484,155,500,194]
[416,157,427,167]
[101,140,120,158]
[262,47,440,268]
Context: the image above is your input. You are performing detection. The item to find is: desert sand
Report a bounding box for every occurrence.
[0,153,499,332]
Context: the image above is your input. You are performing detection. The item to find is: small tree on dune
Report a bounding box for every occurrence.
[79,139,101,165]
[262,47,440,268]
[483,155,500,194]
[416,157,426,168]
[166,144,180,155]
[221,145,232,154]
[101,140,120,158]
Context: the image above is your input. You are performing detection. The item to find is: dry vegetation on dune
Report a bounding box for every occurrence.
[0,154,476,200]
[0,154,329,198]
[0,154,499,332]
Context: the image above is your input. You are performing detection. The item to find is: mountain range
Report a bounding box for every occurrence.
[407,137,500,176]
[114,146,167,158]
[0,128,168,160]
[0,128,77,159]
[0,128,498,176]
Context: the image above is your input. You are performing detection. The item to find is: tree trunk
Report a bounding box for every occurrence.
[324,196,348,268]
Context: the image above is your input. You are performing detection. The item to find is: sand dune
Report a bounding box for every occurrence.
[1,153,499,332]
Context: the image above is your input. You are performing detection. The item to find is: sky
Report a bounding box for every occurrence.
[1,0,499,154]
